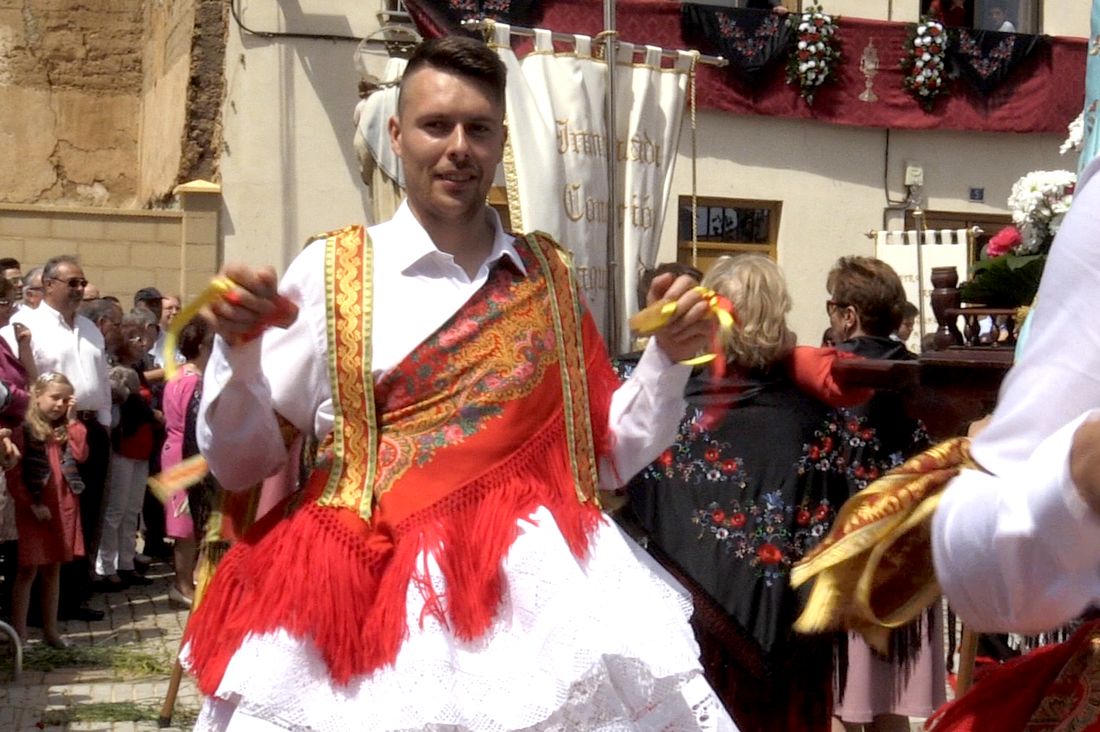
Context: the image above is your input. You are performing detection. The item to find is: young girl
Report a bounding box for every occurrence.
[9,372,87,647]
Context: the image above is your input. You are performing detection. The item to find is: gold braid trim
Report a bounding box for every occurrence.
[791,437,976,652]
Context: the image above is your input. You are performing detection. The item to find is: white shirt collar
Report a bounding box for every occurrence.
[379,200,527,278]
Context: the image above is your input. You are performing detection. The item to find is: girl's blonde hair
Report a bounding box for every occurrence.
[702,254,796,370]
[26,371,74,443]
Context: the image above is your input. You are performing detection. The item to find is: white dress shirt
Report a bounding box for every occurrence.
[199,202,692,491]
[11,302,111,426]
[932,156,1100,633]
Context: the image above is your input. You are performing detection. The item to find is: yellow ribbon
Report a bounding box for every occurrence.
[162,277,236,381]
[628,285,736,366]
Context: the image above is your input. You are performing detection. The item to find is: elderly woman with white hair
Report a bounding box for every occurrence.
[620,254,849,732]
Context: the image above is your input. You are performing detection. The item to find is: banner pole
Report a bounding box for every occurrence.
[603,0,621,352]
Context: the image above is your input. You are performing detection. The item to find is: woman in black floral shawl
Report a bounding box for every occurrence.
[619,255,849,732]
[824,256,944,732]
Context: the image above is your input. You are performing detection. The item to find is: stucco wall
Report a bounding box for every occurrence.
[218,1,373,268]
[217,0,1089,345]
[655,113,1069,345]
[0,0,143,206]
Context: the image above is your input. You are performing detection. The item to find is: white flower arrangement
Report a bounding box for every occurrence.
[902,18,948,110]
[1060,111,1084,156]
[786,4,840,105]
[1007,169,1076,254]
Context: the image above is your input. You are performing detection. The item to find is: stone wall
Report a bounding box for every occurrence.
[0,186,220,304]
[0,0,144,206]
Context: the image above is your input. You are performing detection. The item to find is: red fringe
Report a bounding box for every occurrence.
[926,619,1100,731]
[184,411,608,696]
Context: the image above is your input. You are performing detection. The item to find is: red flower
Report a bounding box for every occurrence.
[705,447,720,463]
[846,420,860,433]
[929,44,941,54]
[796,508,812,526]
[721,459,737,474]
[712,508,727,523]
[809,446,821,460]
[986,226,1022,257]
[757,543,783,565]
[854,465,866,478]
[814,504,830,521]
[814,17,825,27]
[861,429,874,441]
[799,50,810,60]
[930,25,942,36]
[659,449,674,466]
[730,512,747,528]
[822,436,834,452]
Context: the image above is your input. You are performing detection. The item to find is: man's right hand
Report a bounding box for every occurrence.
[31,504,51,522]
[206,264,281,345]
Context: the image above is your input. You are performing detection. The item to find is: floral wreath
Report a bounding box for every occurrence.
[902,17,949,111]
[786,3,841,105]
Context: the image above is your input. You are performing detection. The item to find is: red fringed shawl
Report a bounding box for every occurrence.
[184,227,620,694]
[927,618,1100,731]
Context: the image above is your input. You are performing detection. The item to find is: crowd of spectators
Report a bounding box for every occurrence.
[0,255,203,648]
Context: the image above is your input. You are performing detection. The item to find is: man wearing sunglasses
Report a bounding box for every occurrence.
[11,255,110,622]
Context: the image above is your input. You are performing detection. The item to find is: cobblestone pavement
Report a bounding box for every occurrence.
[0,560,199,731]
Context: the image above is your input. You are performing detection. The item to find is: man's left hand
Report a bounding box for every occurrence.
[646,273,714,363]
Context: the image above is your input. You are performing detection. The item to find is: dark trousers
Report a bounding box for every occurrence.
[60,417,110,611]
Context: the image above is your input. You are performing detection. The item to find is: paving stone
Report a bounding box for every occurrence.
[0,559,195,730]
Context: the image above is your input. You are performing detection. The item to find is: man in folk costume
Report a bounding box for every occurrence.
[182,35,738,731]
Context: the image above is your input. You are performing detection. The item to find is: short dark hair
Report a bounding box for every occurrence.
[901,301,919,319]
[398,35,507,114]
[0,257,20,271]
[826,256,907,337]
[42,255,80,283]
[133,286,163,305]
[177,318,212,360]
[80,297,121,325]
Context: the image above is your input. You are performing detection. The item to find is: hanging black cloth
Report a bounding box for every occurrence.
[403,0,543,38]
[948,28,1045,96]
[681,4,791,84]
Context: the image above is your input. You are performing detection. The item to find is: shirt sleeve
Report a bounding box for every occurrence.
[601,339,691,489]
[198,242,330,491]
[934,410,1100,633]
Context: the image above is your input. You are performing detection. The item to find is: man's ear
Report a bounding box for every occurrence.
[388,115,401,157]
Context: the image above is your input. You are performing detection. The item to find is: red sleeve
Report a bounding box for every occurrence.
[787,345,874,408]
[66,420,89,463]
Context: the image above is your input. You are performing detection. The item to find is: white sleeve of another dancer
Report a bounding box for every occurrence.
[933,409,1100,633]
[601,339,691,489]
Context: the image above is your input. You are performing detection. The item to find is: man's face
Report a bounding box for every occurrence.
[44,262,87,313]
[23,273,43,309]
[389,66,505,230]
[3,268,22,292]
[161,296,180,328]
[96,303,123,339]
[898,317,916,342]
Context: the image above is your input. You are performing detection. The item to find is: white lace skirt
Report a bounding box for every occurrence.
[185,507,738,732]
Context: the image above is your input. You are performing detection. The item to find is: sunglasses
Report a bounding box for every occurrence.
[48,277,88,289]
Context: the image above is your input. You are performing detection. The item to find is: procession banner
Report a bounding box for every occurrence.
[491,23,691,348]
